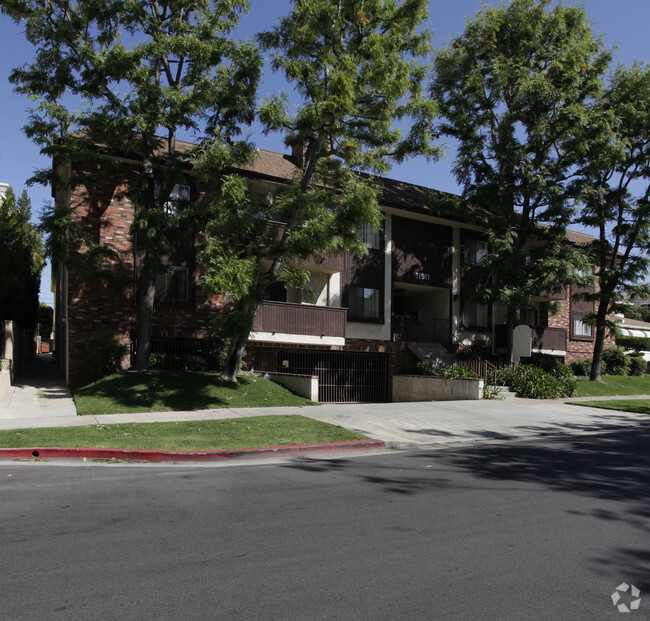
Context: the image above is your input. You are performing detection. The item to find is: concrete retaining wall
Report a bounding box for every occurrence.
[267,372,319,403]
[0,359,11,402]
[393,375,484,402]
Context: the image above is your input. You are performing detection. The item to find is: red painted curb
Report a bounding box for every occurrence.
[0,440,386,463]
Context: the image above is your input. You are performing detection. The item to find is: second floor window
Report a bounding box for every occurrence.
[154,182,191,215]
[349,286,380,320]
[155,266,189,303]
[358,223,381,250]
[463,238,488,265]
[572,310,592,338]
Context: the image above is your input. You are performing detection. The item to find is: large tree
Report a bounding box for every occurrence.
[0,188,44,330]
[430,0,611,359]
[3,0,260,368]
[198,0,439,381]
[573,64,650,381]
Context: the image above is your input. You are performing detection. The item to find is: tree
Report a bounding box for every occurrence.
[197,0,439,381]
[430,0,611,360]
[0,188,44,330]
[573,64,650,381]
[3,0,261,368]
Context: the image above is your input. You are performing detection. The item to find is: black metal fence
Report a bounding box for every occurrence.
[254,347,388,403]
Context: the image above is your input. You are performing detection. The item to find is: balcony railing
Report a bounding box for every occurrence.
[532,326,567,351]
[495,324,567,352]
[253,301,347,338]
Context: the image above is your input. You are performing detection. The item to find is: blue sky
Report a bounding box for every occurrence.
[1,0,648,306]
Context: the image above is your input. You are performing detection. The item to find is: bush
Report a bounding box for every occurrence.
[446,364,480,379]
[602,347,630,376]
[571,358,592,377]
[616,335,650,352]
[513,365,575,399]
[81,330,126,382]
[521,353,562,374]
[416,360,448,377]
[148,353,208,372]
[628,356,645,376]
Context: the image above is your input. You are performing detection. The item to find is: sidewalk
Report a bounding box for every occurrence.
[1,355,649,451]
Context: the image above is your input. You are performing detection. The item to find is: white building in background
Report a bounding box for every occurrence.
[0,182,10,200]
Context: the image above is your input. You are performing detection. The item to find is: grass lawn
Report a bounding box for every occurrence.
[0,415,369,451]
[568,400,650,415]
[72,369,316,415]
[573,374,650,398]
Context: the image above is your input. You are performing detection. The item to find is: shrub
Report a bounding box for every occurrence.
[446,364,480,379]
[513,365,575,399]
[571,358,592,377]
[416,360,448,377]
[602,347,630,376]
[628,356,645,376]
[148,353,208,372]
[482,384,503,400]
[616,335,650,352]
[521,353,562,374]
[81,330,126,382]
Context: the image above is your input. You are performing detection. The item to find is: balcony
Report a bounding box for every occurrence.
[532,326,567,352]
[495,325,567,353]
[251,301,347,344]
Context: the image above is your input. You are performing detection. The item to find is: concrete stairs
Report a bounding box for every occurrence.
[408,342,456,367]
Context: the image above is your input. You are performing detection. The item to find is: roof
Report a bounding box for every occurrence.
[617,316,650,338]
[72,133,597,243]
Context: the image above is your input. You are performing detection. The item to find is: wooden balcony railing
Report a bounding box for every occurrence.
[531,326,567,351]
[495,325,567,352]
[253,301,347,338]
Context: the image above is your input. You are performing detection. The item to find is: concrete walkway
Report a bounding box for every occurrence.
[1,355,649,449]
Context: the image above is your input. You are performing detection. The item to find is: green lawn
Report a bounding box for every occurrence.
[0,415,368,451]
[568,399,650,415]
[72,369,316,415]
[573,374,650,398]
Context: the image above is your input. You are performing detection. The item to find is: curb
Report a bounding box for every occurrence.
[0,439,386,463]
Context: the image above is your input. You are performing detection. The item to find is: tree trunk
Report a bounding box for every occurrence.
[221,302,259,383]
[133,272,156,369]
[589,300,609,382]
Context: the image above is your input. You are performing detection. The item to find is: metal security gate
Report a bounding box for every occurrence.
[254,348,388,403]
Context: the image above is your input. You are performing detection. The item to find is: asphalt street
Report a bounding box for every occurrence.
[2,429,649,620]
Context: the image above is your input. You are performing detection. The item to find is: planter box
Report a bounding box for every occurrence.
[267,372,319,403]
[393,375,484,402]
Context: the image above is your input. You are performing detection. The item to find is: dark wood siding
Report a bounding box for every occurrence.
[392,216,452,287]
[253,301,346,338]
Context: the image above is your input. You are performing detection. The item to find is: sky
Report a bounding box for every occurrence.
[1,0,649,307]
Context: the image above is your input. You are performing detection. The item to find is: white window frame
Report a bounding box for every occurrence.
[573,310,592,338]
[154,182,191,215]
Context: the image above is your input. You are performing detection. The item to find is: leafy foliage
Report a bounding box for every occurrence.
[627,356,646,377]
[148,353,208,372]
[513,365,576,399]
[3,0,261,367]
[199,0,440,381]
[0,188,44,329]
[431,0,611,357]
[617,335,650,352]
[601,347,630,376]
[571,358,592,377]
[574,63,650,380]
[80,330,127,383]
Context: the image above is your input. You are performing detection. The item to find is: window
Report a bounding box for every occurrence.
[462,299,489,329]
[155,267,189,303]
[573,310,592,338]
[154,182,191,215]
[349,286,380,320]
[358,223,381,250]
[463,238,488,265]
